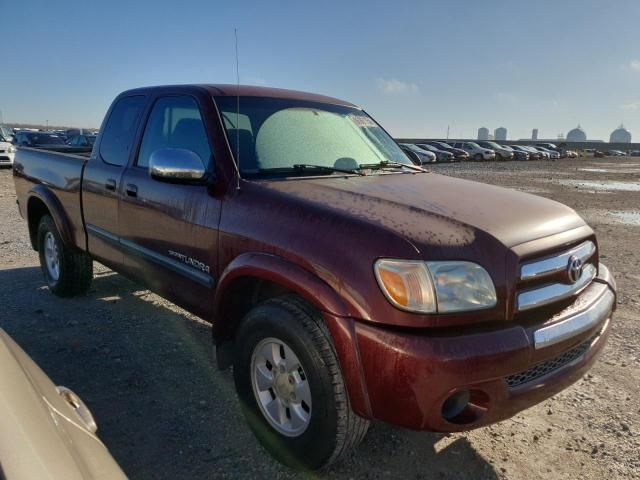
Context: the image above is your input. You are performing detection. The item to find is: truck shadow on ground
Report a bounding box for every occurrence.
[0,266,498,480]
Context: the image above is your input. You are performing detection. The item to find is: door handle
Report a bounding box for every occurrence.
[125,184,138,197]
[105,179,116,191]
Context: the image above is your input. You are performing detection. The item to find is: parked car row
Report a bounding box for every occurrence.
[397,141,575,164]
[3,130,98,162]
[0,126,99,167]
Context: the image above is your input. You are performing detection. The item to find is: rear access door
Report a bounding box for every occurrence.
[82,95,147,271]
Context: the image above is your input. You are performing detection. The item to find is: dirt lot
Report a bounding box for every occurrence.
[0,157,638,480]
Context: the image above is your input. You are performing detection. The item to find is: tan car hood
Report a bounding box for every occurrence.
[0,328,126,480]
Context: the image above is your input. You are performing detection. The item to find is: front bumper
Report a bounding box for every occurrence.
[0,153,14,164]
[335,264,615,431]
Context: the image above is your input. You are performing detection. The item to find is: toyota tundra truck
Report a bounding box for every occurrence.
[13,84,617,470]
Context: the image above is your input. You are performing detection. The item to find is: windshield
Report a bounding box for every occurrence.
[214,96,411,176]
[29,133,65,145]
[0,126,13,142]
[485,142,502,149]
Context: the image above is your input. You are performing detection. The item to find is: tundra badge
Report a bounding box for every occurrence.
[168,250,211,274]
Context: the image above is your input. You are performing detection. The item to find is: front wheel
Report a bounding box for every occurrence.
[37,215,93,297]
[474,153,483,161]
[233,295,369,470]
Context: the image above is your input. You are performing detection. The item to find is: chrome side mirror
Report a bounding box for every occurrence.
[149,148,206,182]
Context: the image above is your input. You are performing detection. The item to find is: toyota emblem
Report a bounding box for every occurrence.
[567,255,583,283]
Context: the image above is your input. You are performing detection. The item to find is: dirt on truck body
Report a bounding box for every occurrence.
[12,84,616,471]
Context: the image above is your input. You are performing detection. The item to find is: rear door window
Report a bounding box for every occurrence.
[99,95,146,166]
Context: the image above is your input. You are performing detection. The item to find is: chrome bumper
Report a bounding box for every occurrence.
[533,264,616,349]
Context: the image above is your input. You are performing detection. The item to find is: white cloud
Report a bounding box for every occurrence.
[621,101,640,111]
[630,60,640,72]
[376,78,419,94]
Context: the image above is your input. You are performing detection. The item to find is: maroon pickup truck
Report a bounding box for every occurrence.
[13,84,616,470]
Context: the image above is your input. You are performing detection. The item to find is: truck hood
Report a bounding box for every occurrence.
[262,172,586,250]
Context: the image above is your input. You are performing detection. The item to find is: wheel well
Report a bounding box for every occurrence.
[214,277,305,370]
[27,197,50,250]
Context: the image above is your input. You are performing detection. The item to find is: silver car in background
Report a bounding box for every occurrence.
[477,141,514,161]
[534,146,560,159]
[399,143,437,163]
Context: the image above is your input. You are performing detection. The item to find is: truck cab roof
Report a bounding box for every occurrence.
[119,84,358,109]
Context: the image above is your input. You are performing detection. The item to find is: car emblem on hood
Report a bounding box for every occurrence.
[567,255,583,283]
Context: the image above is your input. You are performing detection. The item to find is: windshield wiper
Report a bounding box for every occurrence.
[358,160,427,173]
[292,164,366,176]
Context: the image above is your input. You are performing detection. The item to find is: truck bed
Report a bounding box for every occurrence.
[13,147,88,251]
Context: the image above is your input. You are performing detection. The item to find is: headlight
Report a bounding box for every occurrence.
[375,259,497,313]
[8,146,16,153]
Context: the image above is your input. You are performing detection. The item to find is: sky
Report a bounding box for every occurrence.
[3,0,640,141]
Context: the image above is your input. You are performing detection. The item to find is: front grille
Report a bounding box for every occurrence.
[516,240,597,312]
[505,332,598,388]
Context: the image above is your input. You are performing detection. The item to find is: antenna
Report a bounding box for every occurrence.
[233,28,241,191]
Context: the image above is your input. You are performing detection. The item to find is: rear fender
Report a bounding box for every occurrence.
[27,185,78,251]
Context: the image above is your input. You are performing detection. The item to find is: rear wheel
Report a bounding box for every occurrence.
[233,295,369,470]
[37,215,93,297]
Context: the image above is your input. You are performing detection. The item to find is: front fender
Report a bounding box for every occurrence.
[213,252,352,335]
[27,185,78,250]
[212,252,373,418]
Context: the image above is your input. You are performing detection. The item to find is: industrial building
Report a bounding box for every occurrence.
[610,124,631,143]
[477,127,489,140]
[566,125,587,142]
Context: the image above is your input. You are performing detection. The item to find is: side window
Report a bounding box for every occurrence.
[99,95,146,166]
[137,96,211,169]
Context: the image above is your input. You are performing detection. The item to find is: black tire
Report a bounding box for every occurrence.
[37,215,93,297]
[474,153,483,161]
[233,295,369,470]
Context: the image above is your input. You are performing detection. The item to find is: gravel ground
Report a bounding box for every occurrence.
[0,157,638,480]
